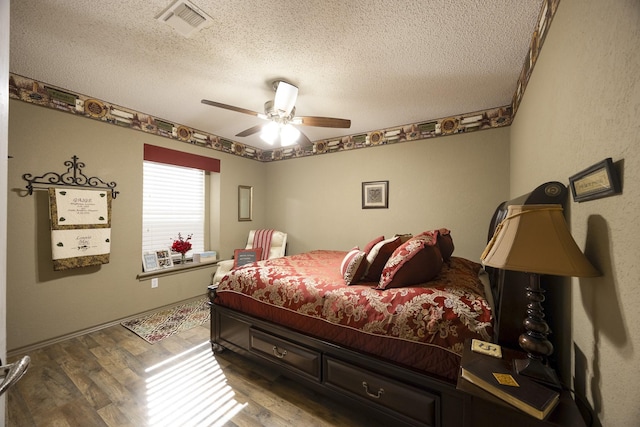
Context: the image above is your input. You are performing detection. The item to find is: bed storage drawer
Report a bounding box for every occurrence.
[249,328,321,381]
[217,311,250,351]
[324,357,439,427]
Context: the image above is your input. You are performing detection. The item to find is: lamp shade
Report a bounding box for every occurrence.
[481,204,599,277]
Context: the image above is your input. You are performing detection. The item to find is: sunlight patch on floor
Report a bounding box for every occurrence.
[145,341,247,426]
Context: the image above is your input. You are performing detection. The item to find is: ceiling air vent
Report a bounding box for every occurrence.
[156,0,213,37]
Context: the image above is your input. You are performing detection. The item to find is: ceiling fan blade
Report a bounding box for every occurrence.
[201,99,262,117]
[273,81,298,116]
[293,116,351,128]
[236,124,264,137]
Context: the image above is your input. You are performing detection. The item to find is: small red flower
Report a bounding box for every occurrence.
[171,233,192,255]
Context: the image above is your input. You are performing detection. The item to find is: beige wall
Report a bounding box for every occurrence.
[509,1,640,425]
[265,128,510,261]
[7,100,266,351]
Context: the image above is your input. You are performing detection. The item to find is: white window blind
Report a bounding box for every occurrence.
[142,161,205,258]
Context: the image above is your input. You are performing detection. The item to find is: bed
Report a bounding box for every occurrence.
[208,181,568,427]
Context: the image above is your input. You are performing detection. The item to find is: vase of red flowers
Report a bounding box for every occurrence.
[171,233,192,264]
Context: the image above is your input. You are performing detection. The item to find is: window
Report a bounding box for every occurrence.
[142,161,205,260]
[142,144,221,268]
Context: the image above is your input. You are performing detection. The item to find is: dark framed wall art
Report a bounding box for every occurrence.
[362,180,389,209]
[569,158,621,202]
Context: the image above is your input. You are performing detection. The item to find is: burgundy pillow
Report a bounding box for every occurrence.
[435,228,454,260]
[340,248,367,285]
[378,231,444,289]
[363,236,402,282]
[363,235,384,255]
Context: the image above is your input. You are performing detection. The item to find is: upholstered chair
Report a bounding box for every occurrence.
[212,229,287,285]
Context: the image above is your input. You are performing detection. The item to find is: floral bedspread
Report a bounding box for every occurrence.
[215,250,493,360]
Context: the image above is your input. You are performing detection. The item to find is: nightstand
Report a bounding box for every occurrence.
[457,340,586,427]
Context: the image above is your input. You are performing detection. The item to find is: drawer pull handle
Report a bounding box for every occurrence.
[272,346,287,359]
[362,381,384,399]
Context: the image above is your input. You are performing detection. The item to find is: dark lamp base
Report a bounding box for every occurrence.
[514,356,562,389]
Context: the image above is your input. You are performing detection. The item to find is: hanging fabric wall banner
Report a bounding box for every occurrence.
[48,188,112,271]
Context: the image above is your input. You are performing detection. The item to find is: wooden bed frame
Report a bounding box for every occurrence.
[208,182,568,427]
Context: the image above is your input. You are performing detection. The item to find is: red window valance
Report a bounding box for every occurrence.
[143,144,220,172]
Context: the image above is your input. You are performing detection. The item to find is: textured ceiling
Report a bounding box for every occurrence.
[10,0,544,151]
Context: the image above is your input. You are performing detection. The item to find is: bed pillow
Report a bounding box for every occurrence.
[363,235,384,255]
[340,247,367,285]
[363,236,403,282]
[378,231,444,289]
[233,248,263,268]
[394,233,413,243]
[435,228,454,261]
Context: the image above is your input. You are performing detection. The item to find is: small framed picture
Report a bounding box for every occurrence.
[362,181,389,209]
[142,251,160,272]
[238,185,253,221]
[156,249,174,268]
[569,158,621,202]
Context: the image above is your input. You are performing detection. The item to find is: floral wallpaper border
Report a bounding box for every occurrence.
[8,0,558,163]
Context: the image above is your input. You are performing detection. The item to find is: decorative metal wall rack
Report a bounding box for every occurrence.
[23,155,119,198]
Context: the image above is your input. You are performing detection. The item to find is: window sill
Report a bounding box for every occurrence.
[137,261,219,280]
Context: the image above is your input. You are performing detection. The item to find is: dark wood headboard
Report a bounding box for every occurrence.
[485,181,568,361]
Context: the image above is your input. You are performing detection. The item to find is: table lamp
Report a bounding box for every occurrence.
[481,204,599,388]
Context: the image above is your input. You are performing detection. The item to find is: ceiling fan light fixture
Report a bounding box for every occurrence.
[202,79,350,148]
[260,121,280,145]
[280,124,300,146]
[273,81,298,116]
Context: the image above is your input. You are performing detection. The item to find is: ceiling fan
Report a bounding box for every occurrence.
[201,80,351,147]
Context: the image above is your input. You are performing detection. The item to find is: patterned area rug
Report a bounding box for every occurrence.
[121,297,209,344]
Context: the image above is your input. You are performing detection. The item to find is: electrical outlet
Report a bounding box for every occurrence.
[151,278,158,288]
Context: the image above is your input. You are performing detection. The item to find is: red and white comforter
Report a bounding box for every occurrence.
[215,250,493,381]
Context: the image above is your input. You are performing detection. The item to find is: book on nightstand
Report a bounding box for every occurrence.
[460,355,560,420]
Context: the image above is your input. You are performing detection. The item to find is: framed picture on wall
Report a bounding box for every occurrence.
[238,185,253,221]
[362,181,389,209]
[568,158,621,202]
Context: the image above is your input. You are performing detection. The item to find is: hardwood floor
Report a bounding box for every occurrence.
[7,322,388,426]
